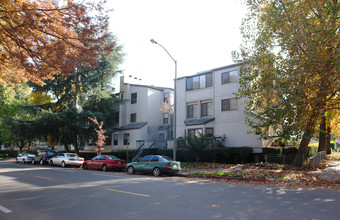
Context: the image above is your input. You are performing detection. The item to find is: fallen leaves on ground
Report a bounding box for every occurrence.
[180,153,340,190]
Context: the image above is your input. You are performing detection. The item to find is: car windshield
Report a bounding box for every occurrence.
[66,153,78,157]
[107,155,119,160]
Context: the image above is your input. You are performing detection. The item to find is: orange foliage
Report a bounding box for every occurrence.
[0,0,114,86]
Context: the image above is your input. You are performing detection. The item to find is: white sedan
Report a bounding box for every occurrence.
[16,154,36,164]
[49,153,84,168]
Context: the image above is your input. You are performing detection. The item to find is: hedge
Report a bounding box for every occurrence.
[141,147,253,164]
[0,150,19,157]
[261,145,319,157]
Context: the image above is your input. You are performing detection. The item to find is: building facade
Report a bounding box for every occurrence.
[175,63,262,153]
[112,76,174,150]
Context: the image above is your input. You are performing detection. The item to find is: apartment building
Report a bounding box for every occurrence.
[112,76,174,150]
[175,63,262,153]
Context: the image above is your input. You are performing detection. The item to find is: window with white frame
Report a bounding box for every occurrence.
[188,128,203,137]
[113,134,118,145]
[130,113,136,123]
[221,98,238,111]
[201,101,213,117]
[221,70,238,84]
[131,92,137,104]
[123,133,130,145]
[163,113,169,124]
[205,128,214,136]
[187,103,198,118]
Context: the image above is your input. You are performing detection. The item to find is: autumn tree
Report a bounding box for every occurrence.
[0,0,114,86]
[234,0,339,157]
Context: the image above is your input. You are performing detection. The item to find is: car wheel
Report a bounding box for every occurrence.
[40,159,44,165]
[16,158,19,163]
[127,166,134,174]
[22,159,25,164]
[153,167,161,177]
[83,163,88,170]
[102,164,108,172]
[31,159,35,165]
[61,161,66,168]
[49,160,53,166]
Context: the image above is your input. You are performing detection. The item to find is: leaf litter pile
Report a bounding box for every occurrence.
[178,154,340,190]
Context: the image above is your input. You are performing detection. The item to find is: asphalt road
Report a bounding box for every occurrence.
[0,161,340,220]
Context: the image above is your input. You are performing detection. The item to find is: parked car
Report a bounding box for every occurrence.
[127,155,181,177]
[49,153,84,168]
[16,153,36,164]
[83,155,126,171]
[32,150,57,165]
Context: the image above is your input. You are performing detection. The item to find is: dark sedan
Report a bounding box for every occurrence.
[83,155,126,171]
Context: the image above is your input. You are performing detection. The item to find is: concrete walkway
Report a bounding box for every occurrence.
[308,160,340,181]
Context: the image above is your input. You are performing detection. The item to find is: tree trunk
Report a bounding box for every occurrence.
[318,116,326,152]
[325,126,331,154]
[74,70,80,109]
[17,141,24,152]
[64,144,70,152]
[73,135,79,154]
[295,118,316,166]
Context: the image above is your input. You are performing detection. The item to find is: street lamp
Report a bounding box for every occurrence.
[150,39,177,161]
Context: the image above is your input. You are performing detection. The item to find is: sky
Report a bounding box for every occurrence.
[107,0,246,89]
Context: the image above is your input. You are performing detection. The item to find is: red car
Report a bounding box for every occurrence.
[83,155,126,171]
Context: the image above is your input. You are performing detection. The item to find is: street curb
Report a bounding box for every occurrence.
[178,174,267,182]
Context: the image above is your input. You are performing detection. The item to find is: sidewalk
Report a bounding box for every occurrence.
[308,160,340,181]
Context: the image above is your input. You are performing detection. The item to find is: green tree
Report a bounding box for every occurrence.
[4,31,124,153]
[0,84,38,150]
[183,135,210,162]
[234,0,339,159]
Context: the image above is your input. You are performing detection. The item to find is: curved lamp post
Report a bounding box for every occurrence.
[150,39,177,161]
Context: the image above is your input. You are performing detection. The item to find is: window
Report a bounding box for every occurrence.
[151,156,159,162]
[221,98,238,111]
[140,155,152,162]
[113,134,118,145]
[131,92,137,104]
[186,73,213,91]
[206,73,213,87]
[199,75,206,89]
[201,102,213,117]
[163,113,169,124]
[221,70,238,84]
[123,133,130,145]
[206,128,214,136]
[193,76,200,90]
[188,128,203,137]
[187,104,198,118]
[93,156,100,160]
[186,78,193,90]
[130,113,136,123]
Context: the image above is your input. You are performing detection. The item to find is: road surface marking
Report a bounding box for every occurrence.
[55,169,74,173]
[35,176,53,181]
[107,188,150,197]
[0,205,12,214]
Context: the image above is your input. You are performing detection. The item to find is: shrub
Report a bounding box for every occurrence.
[0,154,8,159]
[0,150,19,157]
